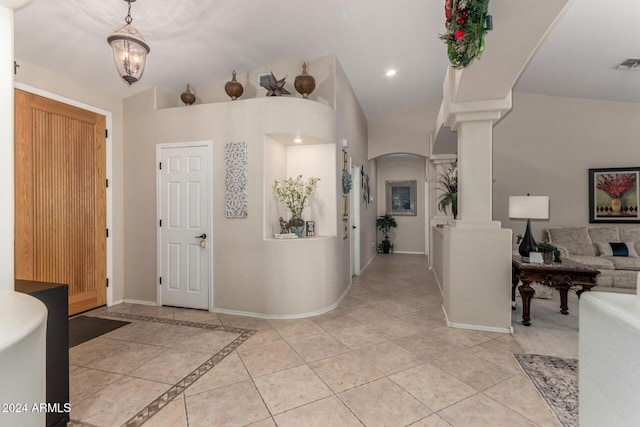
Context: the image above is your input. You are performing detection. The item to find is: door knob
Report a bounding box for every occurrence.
[195,233,207,239]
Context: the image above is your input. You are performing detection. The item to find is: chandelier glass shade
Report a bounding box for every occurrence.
[107,0,150,85]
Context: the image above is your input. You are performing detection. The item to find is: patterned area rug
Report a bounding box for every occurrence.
[514,354,578,427]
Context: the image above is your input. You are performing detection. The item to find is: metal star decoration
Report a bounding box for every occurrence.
[261,72,290,96]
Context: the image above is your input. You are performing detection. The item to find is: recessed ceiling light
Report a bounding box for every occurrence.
[294,137,302,143]
[386,69,397,77]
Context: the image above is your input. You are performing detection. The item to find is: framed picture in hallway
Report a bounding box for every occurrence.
[385,180,417,216]
[589,167,640,223]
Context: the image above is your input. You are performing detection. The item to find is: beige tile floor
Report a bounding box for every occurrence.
[69,254,561,426]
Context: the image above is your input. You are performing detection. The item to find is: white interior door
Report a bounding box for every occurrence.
[158,143,211,310]
[351,166,361,276]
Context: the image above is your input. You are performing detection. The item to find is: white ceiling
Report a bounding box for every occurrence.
[12,0,640,120]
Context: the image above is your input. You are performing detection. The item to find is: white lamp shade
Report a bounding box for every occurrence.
[509,196,549,219]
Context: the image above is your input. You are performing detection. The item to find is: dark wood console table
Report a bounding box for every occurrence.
[15,280,69,427]
[512,256,599,326]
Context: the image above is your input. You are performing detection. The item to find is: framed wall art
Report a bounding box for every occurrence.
[385,180,417,216]
[589,167,640,223]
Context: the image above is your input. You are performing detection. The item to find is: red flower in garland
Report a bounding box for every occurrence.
[596,173,636,199]
[455,29,465,40]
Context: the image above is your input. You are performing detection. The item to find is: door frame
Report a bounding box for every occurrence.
[156,141,214,310]
[14,83,114,306]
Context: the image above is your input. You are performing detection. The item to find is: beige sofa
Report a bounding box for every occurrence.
[546,226,640,292]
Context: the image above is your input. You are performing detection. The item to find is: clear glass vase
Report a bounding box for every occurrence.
[288,216,305,237]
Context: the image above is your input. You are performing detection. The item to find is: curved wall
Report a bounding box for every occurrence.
[124,93,345,316]
[0,291,46,426]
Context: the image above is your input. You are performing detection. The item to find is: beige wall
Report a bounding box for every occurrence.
[361,159,378,264]
[334,59,375,272]
[368,103,438,258]
[14,60,126,303]
[377,155,426,253]
[123,89,342,313]
[494,92,640,241]
[119,58,366,315]
[368,103,438,159]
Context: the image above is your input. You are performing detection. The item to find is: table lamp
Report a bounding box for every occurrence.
[509,195,550,257]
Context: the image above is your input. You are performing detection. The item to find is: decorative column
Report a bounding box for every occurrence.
[0,4,14,292]
[436,68,513,333]
[455,112,500,224]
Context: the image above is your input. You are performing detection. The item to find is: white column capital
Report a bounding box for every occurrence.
[430,154,457,165]
[446,94,512,131]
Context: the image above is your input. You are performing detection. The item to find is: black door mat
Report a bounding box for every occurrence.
[69,315,130,348]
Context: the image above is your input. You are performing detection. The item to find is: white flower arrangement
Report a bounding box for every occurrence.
[274,175,320,219]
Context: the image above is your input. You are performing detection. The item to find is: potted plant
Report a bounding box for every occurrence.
[437,162,458,219]
[537,242,556,264]
[274,175,320,237]
[376,214,398,254]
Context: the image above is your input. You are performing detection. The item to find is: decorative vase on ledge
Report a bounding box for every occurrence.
[225,70,244,100]
[294,62,316,99]
[180,84,196,106]
[289,216,305,237]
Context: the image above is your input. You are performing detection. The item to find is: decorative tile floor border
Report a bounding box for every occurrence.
[68,311,256,427]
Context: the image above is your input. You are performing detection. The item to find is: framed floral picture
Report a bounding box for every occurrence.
[589,167,640,223]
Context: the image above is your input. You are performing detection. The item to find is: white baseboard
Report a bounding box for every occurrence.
[212,283,353,320]
[123,299,157,306]
[447,321,512,334]
[360,253,376,272]
[434,274,444,296]
[442,305,511,334]
[109,299,124,307]
[392,251,425,255]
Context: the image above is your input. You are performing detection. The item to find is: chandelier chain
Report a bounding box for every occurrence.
[125,1,132,25]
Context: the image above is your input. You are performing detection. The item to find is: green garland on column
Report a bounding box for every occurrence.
[440,0,490,68]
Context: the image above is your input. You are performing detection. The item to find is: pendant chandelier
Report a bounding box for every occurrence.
[107,0,150,85]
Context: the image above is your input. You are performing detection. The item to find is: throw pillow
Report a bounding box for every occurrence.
[623,241,639,258]
[596,241,639,258]
[595,241,613,256]
[610,242,629,257]
[619,228,640,256]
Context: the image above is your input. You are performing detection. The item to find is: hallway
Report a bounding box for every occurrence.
[69,254,558,426]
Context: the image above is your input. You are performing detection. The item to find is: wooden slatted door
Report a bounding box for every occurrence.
[15,89,107,315]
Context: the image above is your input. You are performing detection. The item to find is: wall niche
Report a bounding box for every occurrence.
[264,133,336,239]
